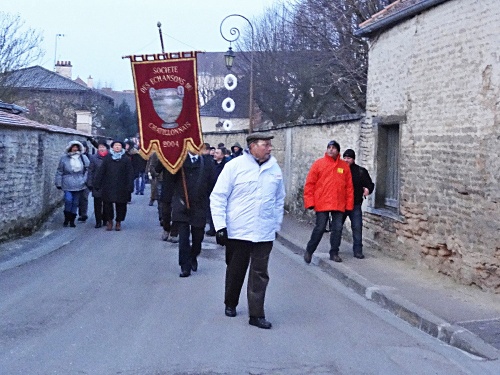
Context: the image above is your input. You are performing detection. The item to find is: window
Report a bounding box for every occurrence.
[375,123,400,213]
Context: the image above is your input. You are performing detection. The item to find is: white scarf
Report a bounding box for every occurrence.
[69,152,83,172]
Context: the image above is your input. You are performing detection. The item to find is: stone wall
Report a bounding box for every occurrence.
[204,115,362,217]
[362,0,500,291]
[0,114,88,242]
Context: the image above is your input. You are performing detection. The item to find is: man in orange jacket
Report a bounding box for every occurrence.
[303,140,354,263]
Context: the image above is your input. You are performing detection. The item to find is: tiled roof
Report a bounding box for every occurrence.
[4,66,90,91]
[3,66,114,101]
[200,76,250,118]
[0,110,88,135]
[355,0,450,37]
[197,51,244,76]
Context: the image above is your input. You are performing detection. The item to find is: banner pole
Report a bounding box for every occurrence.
[157,22,165,54]
[180,167,190,210]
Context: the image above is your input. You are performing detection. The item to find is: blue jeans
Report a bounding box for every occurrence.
[135,172,146,194]
[64,190,82,214]
[343,204,363,255]
[306,211,344,256]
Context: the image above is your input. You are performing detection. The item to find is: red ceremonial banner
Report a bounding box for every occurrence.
[128,52,203,173]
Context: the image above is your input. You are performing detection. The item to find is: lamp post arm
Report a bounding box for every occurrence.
[219,14,254,133]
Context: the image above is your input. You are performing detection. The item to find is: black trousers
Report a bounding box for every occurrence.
[161,200,179,236]
[103,202,127,222]
[177,222,204,272]
[78,188,89,217]
[93,197,107,224]
[225,239,273,318]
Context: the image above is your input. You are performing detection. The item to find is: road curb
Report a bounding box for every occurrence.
[277,233,500,360]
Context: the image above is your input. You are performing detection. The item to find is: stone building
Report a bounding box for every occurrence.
[2,62,114,133]
[355,0,500,291]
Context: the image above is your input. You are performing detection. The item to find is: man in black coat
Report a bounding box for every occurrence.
[342,149,374,259]
[163,151,215,277]
[206,147,227,236]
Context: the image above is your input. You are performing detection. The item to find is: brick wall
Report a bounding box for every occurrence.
[0,116,88,242]
[362,0,500,291]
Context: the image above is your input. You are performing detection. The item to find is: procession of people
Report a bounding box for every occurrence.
[54,134,372,329]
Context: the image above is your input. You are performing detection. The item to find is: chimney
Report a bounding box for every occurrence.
[87,75,93,88]
[55,60,72,79]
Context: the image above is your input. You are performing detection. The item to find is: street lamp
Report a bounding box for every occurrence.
[224,47,235,71]
[220,14,254,133]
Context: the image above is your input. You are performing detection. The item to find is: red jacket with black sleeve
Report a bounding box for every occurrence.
[304,154,354,212]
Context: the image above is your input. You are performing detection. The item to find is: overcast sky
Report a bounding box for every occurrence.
[4,0,280,91]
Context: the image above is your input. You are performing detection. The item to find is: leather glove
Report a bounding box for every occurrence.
[215,228,228,246]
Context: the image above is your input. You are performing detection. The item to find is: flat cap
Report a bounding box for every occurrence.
[246,132,274,144]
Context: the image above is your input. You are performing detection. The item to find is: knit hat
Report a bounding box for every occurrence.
[327,140,340,152]
[343,149,355,159]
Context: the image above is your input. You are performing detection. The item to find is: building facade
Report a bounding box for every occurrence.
[356,0,500,291]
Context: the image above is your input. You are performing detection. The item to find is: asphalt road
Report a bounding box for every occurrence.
[0,194,498,374]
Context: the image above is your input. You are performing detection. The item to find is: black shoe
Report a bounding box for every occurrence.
[330,254,342,262]
[249,317,272,329]
[303,251,312,264]
[225,306,237,317]
[191,258,198,272]
[179,270,191,278]
[205,230,216,236]
[354,253,365,259]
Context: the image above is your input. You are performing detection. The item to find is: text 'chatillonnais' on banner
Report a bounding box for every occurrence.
[128,52,203,174]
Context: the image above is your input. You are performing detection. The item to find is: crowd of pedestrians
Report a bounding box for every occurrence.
[54,134,373,329]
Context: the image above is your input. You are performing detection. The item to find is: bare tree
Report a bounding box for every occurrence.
[0,12,44,102]
[234,0,395,125]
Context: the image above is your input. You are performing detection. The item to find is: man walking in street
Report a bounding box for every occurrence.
[342,149,374,259]
[163,151,215,277]
[303,140,354,263]
[210,133,285,329]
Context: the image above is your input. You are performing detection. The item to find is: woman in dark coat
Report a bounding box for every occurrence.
[94,140,134,231]
[86,140,110,228]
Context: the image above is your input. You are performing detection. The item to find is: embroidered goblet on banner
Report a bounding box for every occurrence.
[149,86,185,129]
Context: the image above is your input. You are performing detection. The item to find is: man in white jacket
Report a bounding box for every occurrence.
[210,132,286,329]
